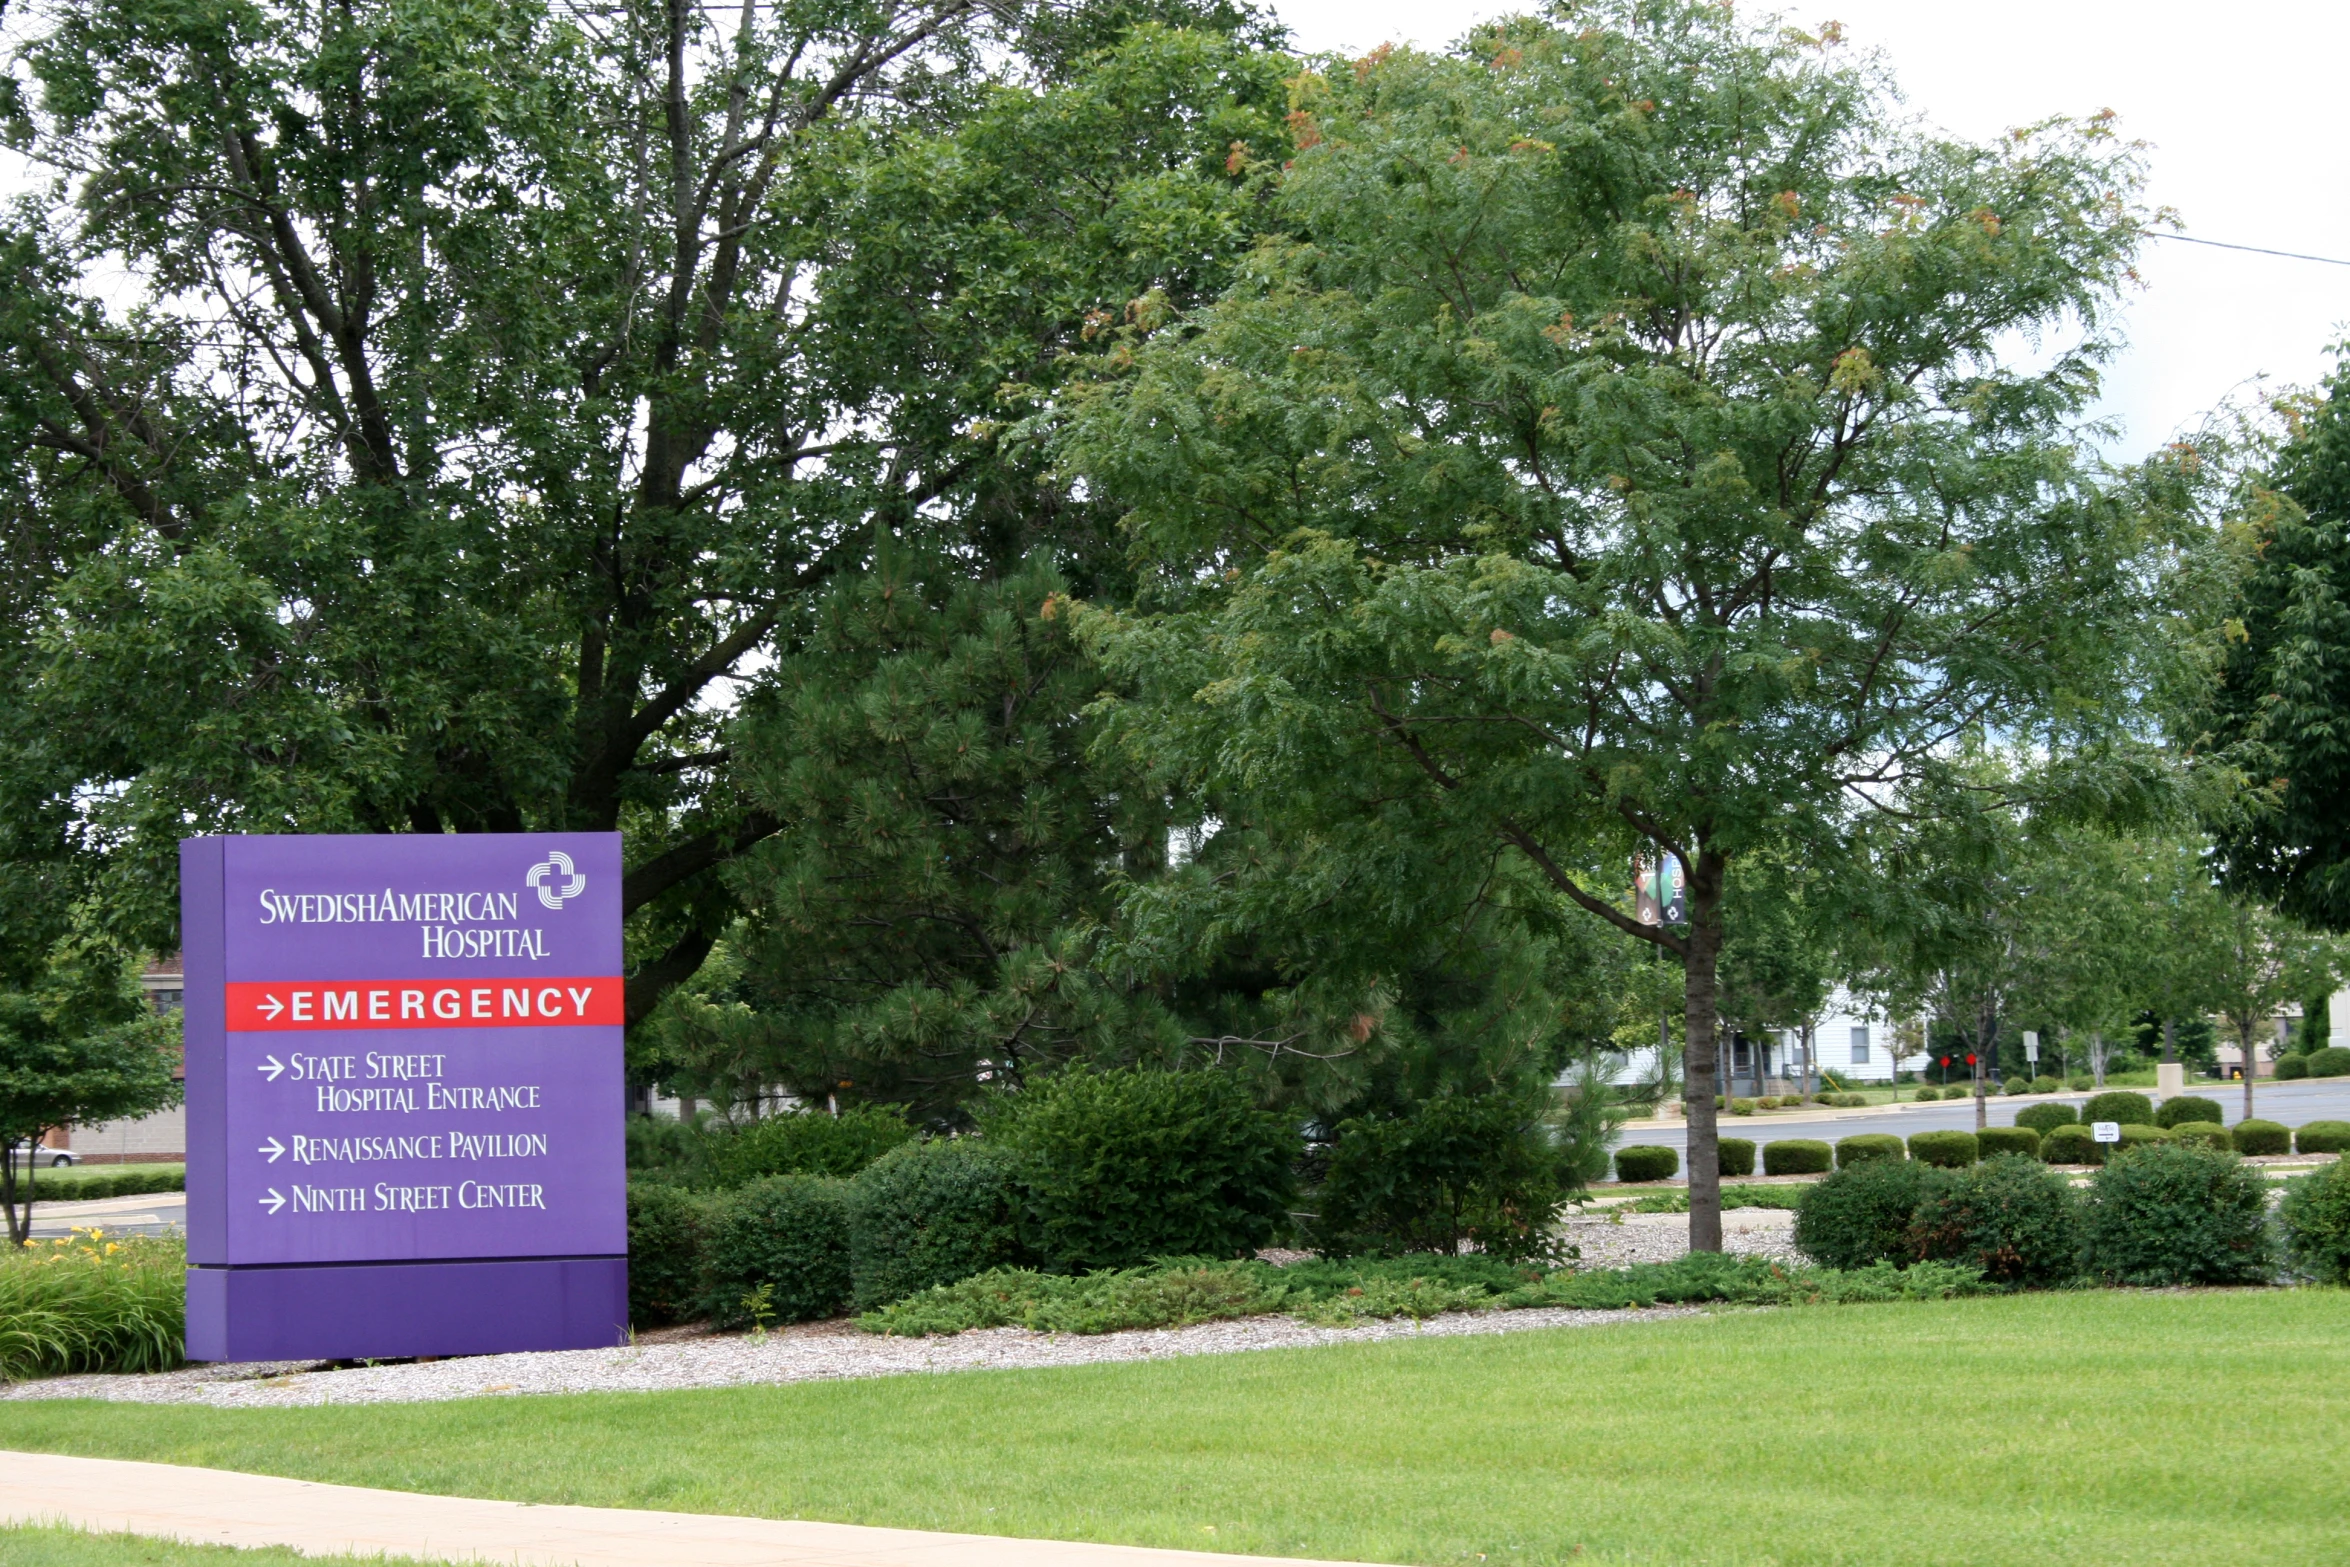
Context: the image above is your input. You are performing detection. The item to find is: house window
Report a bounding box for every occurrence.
[1850,1025,1871,1065]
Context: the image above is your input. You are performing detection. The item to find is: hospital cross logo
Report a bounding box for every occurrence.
[526,850,588,910]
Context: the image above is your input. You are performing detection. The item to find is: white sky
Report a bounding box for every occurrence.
[1274,0,2350,460]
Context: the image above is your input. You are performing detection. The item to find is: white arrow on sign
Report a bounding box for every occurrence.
[258,1188,286,1215]
[258,1137,285,1164]
[258,1055,285,1081]
[259,994,285,1020]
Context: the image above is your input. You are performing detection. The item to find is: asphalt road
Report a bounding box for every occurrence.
[1615,1078,2350,1159]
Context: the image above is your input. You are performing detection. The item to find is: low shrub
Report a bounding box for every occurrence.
[2281,1159,2350,1283]
[2001,1079,2028,1097]
[2275,1054,2311,1081]
[0,1231,185,1379]
[1907,1130,1979,1168]
[2117,1124,2175,1150]
[1907,1154,2083,1285]
[992,1068,1299,1271]
[1983,1081,2005,1096]
[2304,1046,2350,1078]
[2067,1075,2095,1091]
[1976,1126,2040,1160]
[2081,1091,2156,1128]
[1728,1098,1757,1116]
[1717,1138,1757,1178]
[16,1165,185,1202]
[2231,1119,2290,1156]
[2030,1076,2061,1095]
[709,1105,916,1189]
[2170,1122,2233,1151]
[1614,1145,1680,1183]
[1794,1158,1952,1270]
[626,1181,707,1327]
[848,1138,1027,1311]
[2015,1102,2078,1136]
[2040,1124,2100,1165]
[1314,1086,1575,1262]
[2156,1096,2224,1129]
[2295,1121,2350,1155]
[1763,1139,1832,1176]
[1835,1134,1905,1168]
[2084,1144,2272,1286]
[699,1174,853,1327]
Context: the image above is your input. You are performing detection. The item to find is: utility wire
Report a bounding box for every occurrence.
[2148,232,2350,269]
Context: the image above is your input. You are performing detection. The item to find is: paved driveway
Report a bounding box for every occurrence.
[23,1189,187,1240]
[1612,1078,2350,1160]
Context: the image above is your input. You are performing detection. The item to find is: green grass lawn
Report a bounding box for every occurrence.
[0,1524,422,1565]
[9,1290,2349,1566]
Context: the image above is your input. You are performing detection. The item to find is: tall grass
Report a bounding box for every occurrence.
[0,1229,184,1379]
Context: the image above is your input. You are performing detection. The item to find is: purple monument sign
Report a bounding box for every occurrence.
[182,833,629,1362]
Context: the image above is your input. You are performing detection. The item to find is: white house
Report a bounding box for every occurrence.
[1592,989,1915,1092]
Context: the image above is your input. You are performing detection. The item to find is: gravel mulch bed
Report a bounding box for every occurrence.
[5,1302,1705,1410]
[1561,1207,1802,1269]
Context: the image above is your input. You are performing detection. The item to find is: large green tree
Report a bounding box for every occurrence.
[2199,355,2350,930]
[0,0,1279,1013]
[1059,4,2176,1246]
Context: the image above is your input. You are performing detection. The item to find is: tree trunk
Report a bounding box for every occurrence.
[1973,1000,1992,1133]
[1802,1020,1816,1098]
[1682,851,1728,1254]
[2091,1030,2106,1087]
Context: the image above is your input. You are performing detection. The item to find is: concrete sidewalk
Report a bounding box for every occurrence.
[0,1449,1367,1566]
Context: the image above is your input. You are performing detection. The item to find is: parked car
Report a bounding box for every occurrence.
[8,1139,79,1169]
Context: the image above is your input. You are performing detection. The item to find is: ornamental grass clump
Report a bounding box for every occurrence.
[0,1230,185,1380]
[2083,1144,2272,1287]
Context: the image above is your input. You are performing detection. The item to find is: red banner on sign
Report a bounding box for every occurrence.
[225,977,624,1032]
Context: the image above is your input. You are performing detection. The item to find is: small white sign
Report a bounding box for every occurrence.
[2091,1121,2121,1144]
[2023,1031,2040,1063]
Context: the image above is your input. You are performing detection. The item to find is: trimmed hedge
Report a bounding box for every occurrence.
[1315,1086,1576,1261]
[2169,1122,2232,1150]
[1907,1154,2082,1285]
[709,1105,916,1188]
[2295,1121,2350,1155]
[2155,1095,2224,1129]
[1615,1145,1680,1183]
[2084,1143,2272,1286]
[993,1068,1299,1271]
[2001,1079,2028,1097]
[1907,1130,1979,1168]
[2014,1102,2078,1136]
[847,1138,1027,1311]
[2117,1124,2175,1150]
[699,1174,854,1327]
[1762,1139,1832,1176]
[2305,1046,2350,1078]
[2067,1075,2095,1091]
[1835,1134,1905,1168]
[2281,1158,2350,1282]
[19,1164,186,1201]
[1976,1126,2041,1159]
[1717,1138,1757,1178]
[2030,1076,2061,1095]
[2081,1091,2156,1128]
[626,1182,706,1328]
[1794,1159,1949,1270]
[2232,1119,2290,1156]
[2276,1054,2311,1081]
[2041,1124,2100,1164]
